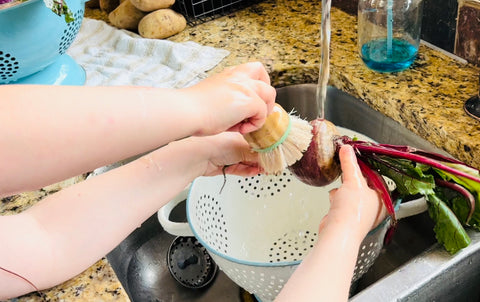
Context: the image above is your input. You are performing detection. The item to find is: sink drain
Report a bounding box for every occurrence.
[167,236,218,289]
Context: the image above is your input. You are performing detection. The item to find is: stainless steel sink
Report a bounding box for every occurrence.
[106,84,480,301]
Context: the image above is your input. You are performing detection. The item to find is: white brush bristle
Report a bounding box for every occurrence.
[259,115,313,174]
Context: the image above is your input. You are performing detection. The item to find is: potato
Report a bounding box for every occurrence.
[138,9,187,39]
[130,0,174,12]
[109,0,146,30]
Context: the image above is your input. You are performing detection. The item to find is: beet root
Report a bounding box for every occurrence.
[289,118,341,186]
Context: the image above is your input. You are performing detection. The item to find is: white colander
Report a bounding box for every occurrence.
[158,128,428,302]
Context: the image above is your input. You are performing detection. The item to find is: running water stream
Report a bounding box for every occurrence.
[315,0,331,119]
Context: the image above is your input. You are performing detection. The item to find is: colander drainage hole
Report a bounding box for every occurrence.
[58,9,84,54]
[196,194,228,253]
[268,231,318,262]
[239,172,292,198]
[0,52,19,81]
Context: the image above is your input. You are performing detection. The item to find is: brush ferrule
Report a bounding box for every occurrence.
[243,103,291,150]
[252,116,292,153]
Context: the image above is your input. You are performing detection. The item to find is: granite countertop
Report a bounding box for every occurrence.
[3,0,480,301]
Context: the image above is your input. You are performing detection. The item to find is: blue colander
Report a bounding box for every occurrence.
[0,0,86,85]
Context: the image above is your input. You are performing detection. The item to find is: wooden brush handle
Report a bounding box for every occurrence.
[243,103,290,150]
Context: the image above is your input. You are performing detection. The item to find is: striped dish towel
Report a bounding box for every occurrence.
[67,18,230,88]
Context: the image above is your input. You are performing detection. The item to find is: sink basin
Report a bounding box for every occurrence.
[106,84,480,301]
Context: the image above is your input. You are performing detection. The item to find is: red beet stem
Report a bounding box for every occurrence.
[435,178,476,224]
[380,144,470,166]
[339,139,480,184]
[345,140,466,166]
[356,158,397,224]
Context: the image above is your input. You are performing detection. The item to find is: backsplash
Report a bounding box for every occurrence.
[455,0,480,66]
[421,0,458,54]
[333,0,480,66]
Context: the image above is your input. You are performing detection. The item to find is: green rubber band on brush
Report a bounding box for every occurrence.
[253,115,292,153]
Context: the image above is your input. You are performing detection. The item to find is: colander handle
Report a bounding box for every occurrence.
[157,185,194,237]
[395,196,428,220]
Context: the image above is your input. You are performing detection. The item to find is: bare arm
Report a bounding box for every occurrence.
[0,62,275,196]
[0,132,260,299]
[275,145,385,302]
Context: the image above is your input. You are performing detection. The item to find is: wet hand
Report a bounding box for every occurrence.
[180,62,276,136]
[319,145,386,239]
[185,132,262,177]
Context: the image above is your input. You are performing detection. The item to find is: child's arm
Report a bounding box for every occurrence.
[0,62,275,196]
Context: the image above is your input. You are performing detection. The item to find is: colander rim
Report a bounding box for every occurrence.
[361,197,402,235]
[185,178,400,268]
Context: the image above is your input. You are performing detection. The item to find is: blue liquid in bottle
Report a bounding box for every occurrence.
[361,38,418,72]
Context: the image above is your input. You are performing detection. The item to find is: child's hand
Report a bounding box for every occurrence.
[319,145,387,240]
[180,62,276,136]
[176,132,262,177]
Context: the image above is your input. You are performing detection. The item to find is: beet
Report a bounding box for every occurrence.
[289,118,341,186]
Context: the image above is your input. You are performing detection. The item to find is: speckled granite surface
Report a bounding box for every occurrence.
[3,257,127,301]
[4,0,480,301]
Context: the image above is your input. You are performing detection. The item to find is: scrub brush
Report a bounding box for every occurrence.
[243,103,313,174]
